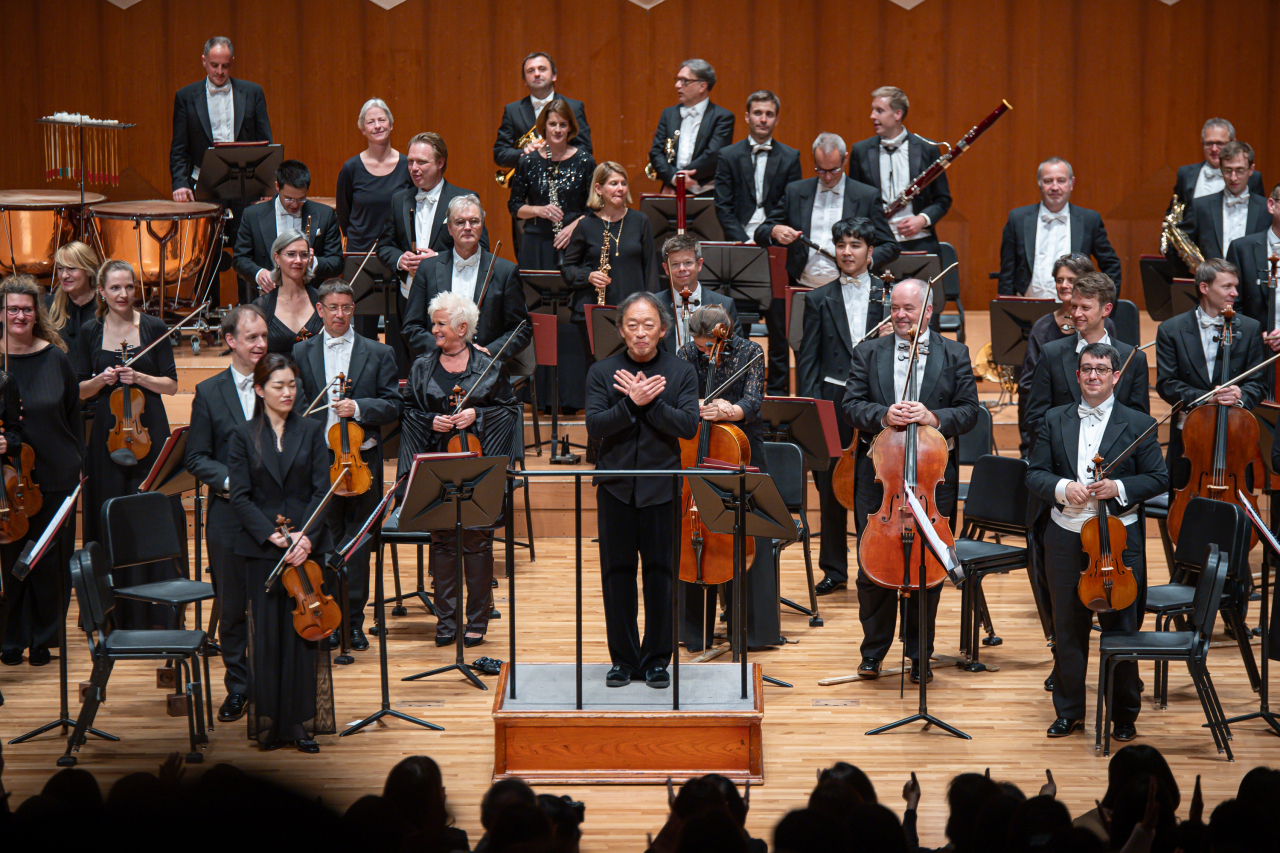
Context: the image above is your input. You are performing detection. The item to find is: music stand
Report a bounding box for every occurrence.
[988,298,1058,367]
[195,143,283,208]
[1223,491,1280,736]
[760,397,839,471]
[585,304,624,360]
[694,243,773,319]
[640,195,724,245]
[1140,255,1181,322]
[885,253,946,329]
[521,271,574,323]
[345,252,399,318]
[400,453,508,690]
[687,466,798,691]
[786,288,809,354]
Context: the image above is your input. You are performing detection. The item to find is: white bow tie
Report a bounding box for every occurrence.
[1225,193,1249,208]
[238,377,253,391]
[209,83,230,95]
[1203,167,1222,179]
[416,190,436,205]
[1078,403,1105,422]
[327,336,349,349]
[1198,314,1224,330]
[841,274,865,288]
[680,106,698,119]
[751,142,772,156]
[1041,213,1067,225]
[455,255,480,271]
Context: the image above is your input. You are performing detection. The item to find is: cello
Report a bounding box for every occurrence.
[327,373,374,497]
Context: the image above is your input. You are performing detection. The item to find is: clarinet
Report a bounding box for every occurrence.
[597,226,611,305]
[548,158,563,237]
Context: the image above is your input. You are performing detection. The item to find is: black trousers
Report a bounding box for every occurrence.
[325,487,382,629]
[207,497,249,695]
[385,291,414,379]
[430,528,494,637]
[1044,520,1144,725]
[0,489,75,654]
[763,299,790,395]
[814,464,852,584]
[597,489,675,674]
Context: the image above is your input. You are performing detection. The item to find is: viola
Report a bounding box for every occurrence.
[274,515,342,642]
[106,342,150,467]
[1077,453,1139,613]
[327,373,373,497]
[14,444,41,518]
[0,420,28,545]
[446,383,483,454]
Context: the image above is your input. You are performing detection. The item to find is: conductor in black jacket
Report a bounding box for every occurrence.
[842,279,980,683]
[655,234,741,353]
[585,292,699,689]
[401,195,531,364]
[1026,343,1167,740]
[184,304,269,722]
[292,280,401,648]
[648,59,735,196]
[493,51,591,169]
[233,160,344,304]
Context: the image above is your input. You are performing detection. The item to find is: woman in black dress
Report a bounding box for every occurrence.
[336,98,412,253]
[46,240,100,354]
[228,352,334,752]
[399,292,519,646]
[0,275,81,668]
[508,99,595,270]
[76,260,179,629]
[254,229,322,354]
[676,304,779,651]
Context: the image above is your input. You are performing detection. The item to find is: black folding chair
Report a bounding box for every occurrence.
[1096,544,1233,759]
[1110,299,1141,347]
[764,441,821,627]
[62,542,210,766]
[956,405,996,507]
[937,241,965,342]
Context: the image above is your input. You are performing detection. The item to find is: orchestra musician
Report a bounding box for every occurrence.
[185,304,270,722]
[0,276,78,669]
[233,160,345,304]
[293,280,401,651]
[842,278,980,683]
[254,230,322,354]
[493,52,592,170]
[759,133,899,292]
[585,292,699,688]
[376,132,489,376]
[713,90,802,394]
[402,195,532,366]
[1174,141,1270,264]
[998,157,1122,297]
[46,241,100,354]
[675,304,778,651]
[1229,181,1280,335]
[1025,342,1167,740]
[794,217,891,595]
[398,292,520,647]
[648,59,735,197]
[849,86,952,254]
[1171,119,1265,211]
[76,260,180,629]
[227,352,334,753]
[655,234,741,353]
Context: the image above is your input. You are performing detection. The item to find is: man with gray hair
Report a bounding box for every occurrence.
[1172,118,1265,210]
[648,59,735,196]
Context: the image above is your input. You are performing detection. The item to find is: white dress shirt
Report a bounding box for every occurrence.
[322,328,362,430]
[1196,307,1225,382]
[1269,227,1280,329]
[744,138,772,233]
[676,99,710,194]
[800,181,843,286]
[671,284,703,346]
[1075,331,1112,352]
[1222,189,1250,255]
[193,77,234,183]
[404,182,443,297]
[879,130,930,242]
[1030,203,1071,299]
[841,272,872,350]
[1193,162,1225,199]
[531,91,555,120]
[892,334,927,402]
[1051,394,1134,532]
[229,366,256,420]
[451,249,481,304]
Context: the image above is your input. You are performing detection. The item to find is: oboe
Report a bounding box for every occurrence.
[548,155,563,237]
[597,225,612,305]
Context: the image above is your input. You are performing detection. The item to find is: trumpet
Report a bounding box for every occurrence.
[495,126,542,187]
[644,130,680,181]
[597,225,612,304]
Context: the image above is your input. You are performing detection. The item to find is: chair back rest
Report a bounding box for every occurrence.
[1172,498,1249,582]
[1111,299,1141,346]
[102,492,182,569]
[1190,544,1230,646]
[960,454,1029,532]
[529,312,558,368]
[69,542,114,639]
[958,406,994,466]
[763,441,805,511]
[938,242,962,300]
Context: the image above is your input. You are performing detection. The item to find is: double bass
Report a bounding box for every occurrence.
[327,373,374,497]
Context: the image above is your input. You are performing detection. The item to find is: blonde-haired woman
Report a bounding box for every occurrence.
[336,97,412,253]
[254,229,322,354]
[47,240,100,353]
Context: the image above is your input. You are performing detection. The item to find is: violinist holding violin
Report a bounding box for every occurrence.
[293,280,400,652]
[227,352,334,753]
[1026,343,1167,741]
[399,291,519,648]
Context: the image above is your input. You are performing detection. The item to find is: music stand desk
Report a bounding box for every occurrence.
[760,397,838,472]
[988,298,1057,367]
[640,195,724,245]
[196,143,283,207]
[585,304,624,361]
[345,252,399,318]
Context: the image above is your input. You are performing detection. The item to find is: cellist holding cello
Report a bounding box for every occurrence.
[1026,343,1167,741]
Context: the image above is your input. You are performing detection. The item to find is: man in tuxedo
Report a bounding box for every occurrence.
[655,234,740,353]
[493,52,591,168]
[376,132,489,375]
[795,218,891,595]
[169,36,271,203]
[849,86,952,254]
[761,133,899,291]
[1230,181,1280,338]
[1171,118,1265,211]
[998,158,1122,297]
[184,304,269,722]
[292,280,401,650]
[401,195,531,365]
[232,159,344,304]
[1026,343,1166,740]
[648,59,735,197]
[842,278,980,682]
[713,90,802,393]
[1175,142,1270,264]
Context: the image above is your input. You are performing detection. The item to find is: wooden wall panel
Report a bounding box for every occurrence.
[2,0,1275,314]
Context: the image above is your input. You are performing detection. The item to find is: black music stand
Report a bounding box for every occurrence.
[400,454,508,690]
[865,489,970,740]
[195,143,283,208]
[640,195,724,245]
[1224,491,1280,736]
[345,252,399,318]
[522,271,586,463]
[885,253,947,329]
[988,298,1058,367]
[586,305,624,361]
[688,467,798,691]
[10,483,118,746]
[1140,255,1181,322]
[693,243,773,323]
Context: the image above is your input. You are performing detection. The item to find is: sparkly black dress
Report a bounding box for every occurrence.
[507,147,595,270]
[255,285,323,355]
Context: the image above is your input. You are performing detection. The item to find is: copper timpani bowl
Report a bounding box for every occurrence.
[0,189,107,276]
[88,201,222,302]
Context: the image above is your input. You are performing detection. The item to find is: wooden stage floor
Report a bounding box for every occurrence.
[1,531,1275,850]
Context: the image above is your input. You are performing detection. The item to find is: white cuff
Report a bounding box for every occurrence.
[351,401,361,420]
[1115,480,1128,506]
[1054,478,1071,503]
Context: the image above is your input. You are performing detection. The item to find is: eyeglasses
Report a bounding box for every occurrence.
[281,250,311,261]
[5,306,35,316]
[1078,366,1114,376]
[451,217,483,228]
[674,76,703,87]
[1222,167,1252,177]
[321,304,355,315]
[279,196,307,206]
[667,260,699,270]
[814,166,843,176]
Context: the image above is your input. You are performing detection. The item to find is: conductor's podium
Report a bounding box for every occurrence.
[492,662,764,784]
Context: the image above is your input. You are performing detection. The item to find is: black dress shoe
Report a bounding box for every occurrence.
[327,629,341,650]
[259,740,287,752]
[218,693,248,722]
[350,628,369,651]
[910,660,933,684]
[1044,674,1055,692]
[815,577,847,596]
[1112,722,1137,742]
[857,658,882,679]
[464,635,485,648]
[434,635,455,647]
[296,739,321,753]
[645,667,671,689]
[606,665,632,687]
[28,647,51,666]
[1046,718,1084,737]
[1,648,23,666]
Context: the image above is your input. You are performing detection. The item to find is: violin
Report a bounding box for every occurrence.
[446,383,483,454]
[14,444,41,518]
[1077,453,1139,613]
[106,341,150,467]
[1167,306,1262,548]
[274,515,342,642]
[327,373,373,497]
[0,419,28,545]
[678,323,754,587]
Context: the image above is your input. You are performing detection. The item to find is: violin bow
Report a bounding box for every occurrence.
[450,318,529,414]
[704,350,764,402]
[347,239,379,286]
[472,239,504,311]
[1097,402,1182,480]
[263,469,349,593]
[858,316,893,344]
[121,301,210,366]
[1115,339,1157,379]
[1186,350,1280,408]
[302,373,342,417]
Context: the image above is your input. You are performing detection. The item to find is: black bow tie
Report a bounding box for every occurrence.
[882,141,902,153]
